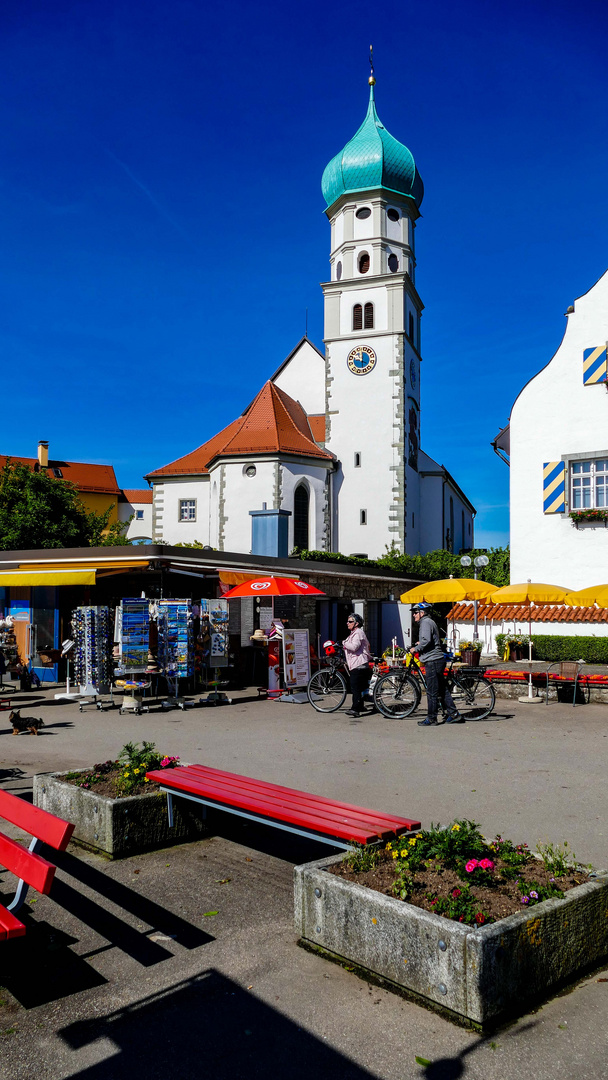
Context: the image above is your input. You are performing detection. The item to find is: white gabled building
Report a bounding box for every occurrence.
[496,268,608,590]
[144,74,475,560]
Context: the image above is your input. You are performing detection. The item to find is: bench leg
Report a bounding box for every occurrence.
[7,837,43,913]
[167,792,174,828]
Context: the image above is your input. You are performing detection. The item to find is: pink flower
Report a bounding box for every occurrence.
[465,860,479,873]
[521,896,529,904]
[479,859,494,871]
[451,888,461,898]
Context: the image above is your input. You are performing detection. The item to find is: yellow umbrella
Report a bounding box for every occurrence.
[489,581,572,702]
[563,583,608,607]
[400,578,496,604]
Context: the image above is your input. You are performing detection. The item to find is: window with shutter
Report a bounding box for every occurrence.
[364,303,374,329]
[583,346,607,385]
[352,304,363,331]
[543,462,566,514]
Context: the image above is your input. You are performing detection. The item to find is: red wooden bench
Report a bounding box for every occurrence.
[145,763,420,849]
[0,788,74,941]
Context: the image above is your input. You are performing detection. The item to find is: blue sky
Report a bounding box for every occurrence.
[2,0,608,550]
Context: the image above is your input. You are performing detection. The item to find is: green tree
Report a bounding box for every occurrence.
[0,460,130,550]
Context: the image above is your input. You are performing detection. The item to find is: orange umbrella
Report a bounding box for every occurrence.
[221,577,325,598]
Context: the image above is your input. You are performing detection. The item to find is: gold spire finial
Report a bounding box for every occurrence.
[369,44,376,85]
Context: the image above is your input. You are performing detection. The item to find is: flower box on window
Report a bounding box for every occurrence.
[569,509,608,527]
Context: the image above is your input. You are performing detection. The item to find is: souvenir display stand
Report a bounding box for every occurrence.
[71,606,114,710]
[199,599,231,706]
[157,599,195,709]
[115,599,151,712]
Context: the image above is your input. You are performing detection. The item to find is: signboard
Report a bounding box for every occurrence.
[282,629,310,689]
[200,599,229,668]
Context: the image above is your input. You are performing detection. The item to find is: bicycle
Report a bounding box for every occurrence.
[307,642,382,714]
[373,650,496,721]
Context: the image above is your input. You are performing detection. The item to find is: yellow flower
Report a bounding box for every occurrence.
[386,843,392,851]
[124,772,129,777]
[144,777,149,783]
[452,823,461,832]
[400,849,408,857]
[409,838,416,846]
[134,768,140,774]
[392,851,398,859]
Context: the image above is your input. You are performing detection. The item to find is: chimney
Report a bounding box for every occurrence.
[38,441,49,468]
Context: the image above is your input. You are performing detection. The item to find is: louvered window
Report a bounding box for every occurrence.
[358,252,370,274]
[353,304,363,331]
[364,303,374,329]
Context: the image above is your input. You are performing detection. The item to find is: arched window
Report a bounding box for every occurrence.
[364,302,374,329]
[294,485,309,550]
[352,304,363,331]
[358,252,370,274]
[388,253,399,273]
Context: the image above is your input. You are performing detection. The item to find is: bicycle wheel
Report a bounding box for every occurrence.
[373,672,421,719]
[307,669,348,712]
[451,674,496,720]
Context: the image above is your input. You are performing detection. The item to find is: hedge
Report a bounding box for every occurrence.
[529,635,608,664]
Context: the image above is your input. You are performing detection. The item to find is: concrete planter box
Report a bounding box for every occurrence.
[33,771,207,859]
[295,853,608,1028]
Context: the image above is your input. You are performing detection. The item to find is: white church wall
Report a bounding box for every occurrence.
[153,477,211,545]
[510,269,608,589]
[280,462,329,550]
[216,459,278,553]
[271,339,325,416]
[339,284,388,336]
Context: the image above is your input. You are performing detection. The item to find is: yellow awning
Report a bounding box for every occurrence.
[20,560,149,572]
[0,570,96,586]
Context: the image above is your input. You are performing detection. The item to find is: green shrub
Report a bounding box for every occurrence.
[530,635,608,663]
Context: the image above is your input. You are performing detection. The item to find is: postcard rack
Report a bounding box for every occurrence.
[157,599,193,705]
[116,599,150,676]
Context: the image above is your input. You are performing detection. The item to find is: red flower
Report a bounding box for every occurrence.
[475,912,485,924]
[451,888,461,898]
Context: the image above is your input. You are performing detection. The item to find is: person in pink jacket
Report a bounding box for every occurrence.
[342,613,372,717]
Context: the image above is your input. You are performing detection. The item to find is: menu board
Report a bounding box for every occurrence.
[282,629,310,689]
[200,599,229,668]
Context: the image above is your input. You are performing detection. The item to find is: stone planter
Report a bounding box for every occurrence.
[294,853,608,1029]
[34,771,207,859]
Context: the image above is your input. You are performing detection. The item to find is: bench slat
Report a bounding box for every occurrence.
[0,906,26,941]
[0,832,56,895]
[0,789,74,851]
[181,764,420,830]
[162,767,414,834]
[147,767,417,843]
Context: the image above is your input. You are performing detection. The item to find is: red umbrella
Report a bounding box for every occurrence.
[222,577,325,598]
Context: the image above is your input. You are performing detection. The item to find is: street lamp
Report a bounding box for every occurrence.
[460,554,489,643]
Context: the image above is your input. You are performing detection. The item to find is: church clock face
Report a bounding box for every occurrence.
[347,344,376,376]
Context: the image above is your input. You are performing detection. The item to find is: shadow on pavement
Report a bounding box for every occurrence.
[0,920,108,1008]
[58,970,378,1079]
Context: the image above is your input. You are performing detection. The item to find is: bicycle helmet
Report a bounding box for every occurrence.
[412,602,432,612]
[323,640,338,656]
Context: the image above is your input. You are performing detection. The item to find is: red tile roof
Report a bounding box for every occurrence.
[308,415,326,443]
[447,602,608,623]
[0,455,120,494]
[146,382,331,479]
[121,489,153,504]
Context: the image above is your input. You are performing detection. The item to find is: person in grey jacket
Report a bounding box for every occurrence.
[411,603,463,726]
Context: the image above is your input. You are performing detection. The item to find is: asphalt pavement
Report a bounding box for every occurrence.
[0,684,607,1078]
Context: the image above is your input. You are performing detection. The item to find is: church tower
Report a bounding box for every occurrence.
[321,73,424,558]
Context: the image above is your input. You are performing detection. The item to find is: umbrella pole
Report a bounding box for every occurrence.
[518,606,541,703]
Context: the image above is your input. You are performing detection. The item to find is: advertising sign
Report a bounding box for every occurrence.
[282,629,310,689]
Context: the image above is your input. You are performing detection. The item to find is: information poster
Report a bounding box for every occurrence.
[282,629,310,689]
[200,599,229,668]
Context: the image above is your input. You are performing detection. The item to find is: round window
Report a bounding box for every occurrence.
[336,261,342,281]
[387,208,400,222]
[388,253,399,273]
[356,207,371,219]
[244,465,257,478]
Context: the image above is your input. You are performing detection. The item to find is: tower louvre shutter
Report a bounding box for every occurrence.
[583,345,607,385]
[364,303,374,329]
[352,304,363,330]
[543,461,566,514]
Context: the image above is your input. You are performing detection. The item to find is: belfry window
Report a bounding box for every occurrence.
[358,252,370,274]
[408,312,415,342]
[294,485,309,549]
[364,303,374,329]
[388,253,399,273]
[353,304,363,331]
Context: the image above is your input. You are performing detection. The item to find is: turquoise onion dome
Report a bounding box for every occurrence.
[322,83,423,210]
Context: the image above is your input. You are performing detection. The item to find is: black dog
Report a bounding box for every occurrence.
[8,710,44,736]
